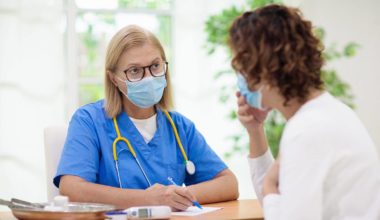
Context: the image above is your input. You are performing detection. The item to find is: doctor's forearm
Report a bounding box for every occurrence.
[188,169,239,204]
[60,175,149,209]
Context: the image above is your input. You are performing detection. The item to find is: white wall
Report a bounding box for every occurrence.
[0,0,66,208]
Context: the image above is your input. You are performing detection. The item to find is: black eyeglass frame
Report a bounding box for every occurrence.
[123,61,169,82]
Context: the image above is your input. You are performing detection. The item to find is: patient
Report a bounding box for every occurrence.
[228,4,380,220]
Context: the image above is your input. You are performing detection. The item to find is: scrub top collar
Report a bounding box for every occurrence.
[115,107,165,159]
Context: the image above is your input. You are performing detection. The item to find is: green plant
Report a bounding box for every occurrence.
[205,0,359,158]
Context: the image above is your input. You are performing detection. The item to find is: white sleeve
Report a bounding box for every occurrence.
[263,132,326,220]
[263,194,281,219]
[247,149,274,203]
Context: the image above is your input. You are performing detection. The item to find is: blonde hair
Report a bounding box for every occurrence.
[104,25,173,118]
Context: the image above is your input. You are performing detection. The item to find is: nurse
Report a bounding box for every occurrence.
[228,4,380,220]
[54,25,238,210]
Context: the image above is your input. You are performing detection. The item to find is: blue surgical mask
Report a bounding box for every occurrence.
[236,74,264,110]
[119,76,167,108]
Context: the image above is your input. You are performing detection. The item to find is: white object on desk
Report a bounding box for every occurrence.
[172,206,222,216]
[127,206,171,219]
[43,195,69,211]
[53,195,69,207]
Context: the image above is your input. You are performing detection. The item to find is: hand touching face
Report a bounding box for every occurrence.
[236,91,271,133]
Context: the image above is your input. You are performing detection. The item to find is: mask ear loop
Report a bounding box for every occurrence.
[115,77,130,99]
[257,86,272,111]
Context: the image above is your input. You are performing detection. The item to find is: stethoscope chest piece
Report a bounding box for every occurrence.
[186,160,196,175]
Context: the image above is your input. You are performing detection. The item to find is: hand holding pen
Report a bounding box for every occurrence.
[167,177,203,209]
[145,181,196,211]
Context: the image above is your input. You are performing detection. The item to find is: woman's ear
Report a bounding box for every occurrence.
[107,71,118,87]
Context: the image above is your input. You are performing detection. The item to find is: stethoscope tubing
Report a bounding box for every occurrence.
[112,110,193,189]
[134,157,152,186]
[115,161,123,188]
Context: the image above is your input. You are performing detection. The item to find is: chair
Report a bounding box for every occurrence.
[43,125,67,201]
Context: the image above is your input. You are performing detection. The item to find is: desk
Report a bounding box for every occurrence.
[0,199,263,220]
[172,199,263,220]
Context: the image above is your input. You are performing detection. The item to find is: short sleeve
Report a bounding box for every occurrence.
[179,116,227,185]
[53,108,100,188]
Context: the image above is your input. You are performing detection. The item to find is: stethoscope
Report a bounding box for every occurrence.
[112,110,196,188]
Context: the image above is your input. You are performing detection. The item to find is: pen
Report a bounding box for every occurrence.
[106,211,128,215]
[167,177,203,209]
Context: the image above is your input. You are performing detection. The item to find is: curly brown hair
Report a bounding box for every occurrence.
[229,4,324,105]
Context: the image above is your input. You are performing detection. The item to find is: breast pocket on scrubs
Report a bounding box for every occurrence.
[166,163,186,185]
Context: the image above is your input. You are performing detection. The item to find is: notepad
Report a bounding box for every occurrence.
[172,206,222,216]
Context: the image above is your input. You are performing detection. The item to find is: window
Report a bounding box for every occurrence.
[65,0,172,113]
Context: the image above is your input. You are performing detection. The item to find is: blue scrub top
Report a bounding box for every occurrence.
[54,100,227,189]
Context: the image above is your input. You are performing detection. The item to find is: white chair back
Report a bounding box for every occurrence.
[43,125,67,201]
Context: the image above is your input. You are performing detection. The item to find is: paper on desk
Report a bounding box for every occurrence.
[172,206,222,216]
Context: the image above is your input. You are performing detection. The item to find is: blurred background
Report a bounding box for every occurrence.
[0,0,379,208]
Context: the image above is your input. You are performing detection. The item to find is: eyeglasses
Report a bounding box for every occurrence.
[123,61,168,82]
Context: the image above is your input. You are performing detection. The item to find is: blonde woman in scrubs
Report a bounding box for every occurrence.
[229,4,380,220]
[55,25,239,210]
